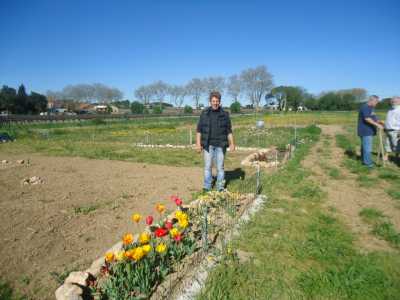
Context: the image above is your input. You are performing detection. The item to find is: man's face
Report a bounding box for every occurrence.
[370,99,379,107]
[210,97,220,110]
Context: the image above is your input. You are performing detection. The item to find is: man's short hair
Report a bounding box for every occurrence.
[209,91,222,102]
[369,95,379,102]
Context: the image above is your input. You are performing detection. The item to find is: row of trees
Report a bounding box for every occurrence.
[47,83,123,103]
[134,65,274,109]
[0,85,47,114]
[267,87,368,111]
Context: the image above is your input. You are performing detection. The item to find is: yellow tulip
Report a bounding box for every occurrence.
[122,233,134,245]
[175,210,184,219]
[156,203,166,214]
[131,213,141,223]
[131,247,145,261]
[142,244,152,254]
[105,252,114,262]
[115,250,125,261]
[139,232,151,245]
[178,219,189,229]
[169,228,179,238]
[156,243,167,254]
[178,212,188,221]
[125,249,135,259]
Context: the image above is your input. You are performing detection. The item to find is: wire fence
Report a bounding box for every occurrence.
[154,130,300,299]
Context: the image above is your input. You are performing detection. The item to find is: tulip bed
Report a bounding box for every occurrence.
[88,191,254,300]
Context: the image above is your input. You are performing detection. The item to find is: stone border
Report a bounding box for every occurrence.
[174,194,267,300]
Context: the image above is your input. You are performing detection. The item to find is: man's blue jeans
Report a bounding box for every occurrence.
[360,135,373,167]
[203,145,225,191]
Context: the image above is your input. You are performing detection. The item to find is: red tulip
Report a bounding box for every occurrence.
[174,198,183,206]
[165,220,173,230]
[174,234,182,242]
[171,195,182,205]
[155,228,168,237]
[146,216,154,225]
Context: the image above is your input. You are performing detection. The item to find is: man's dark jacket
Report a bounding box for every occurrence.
[196,107,232,150]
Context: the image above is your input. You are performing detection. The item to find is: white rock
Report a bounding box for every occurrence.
[55,283,83,300]
[65,271,89,286]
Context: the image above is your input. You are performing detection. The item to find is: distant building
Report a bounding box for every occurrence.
[265,104,279,110]
[94,105,119,114]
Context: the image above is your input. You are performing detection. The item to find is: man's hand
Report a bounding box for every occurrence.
[377,124,384,130]
[229,144,236,152]
[196,144,203,153]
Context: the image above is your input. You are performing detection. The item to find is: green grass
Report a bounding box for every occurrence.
[73,203,100,215]
[1,115,322,167]
[359,207,385,221]
[359,208,400,248]
[357,174,375,188]
[378,169,400,181]
[198,125,400,300]
[327,167,341,179]
[0,279,26,300]
[387,188,400,200]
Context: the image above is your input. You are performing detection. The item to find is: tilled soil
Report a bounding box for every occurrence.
[0,154,202,299]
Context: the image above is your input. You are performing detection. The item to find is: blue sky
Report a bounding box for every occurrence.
[0,0,399,104]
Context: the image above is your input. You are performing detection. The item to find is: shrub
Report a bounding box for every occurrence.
[131,101,145,114]
[91,118,106,125]
[230,101,241,113]
[152,106,163,114]
[183,105,193,114]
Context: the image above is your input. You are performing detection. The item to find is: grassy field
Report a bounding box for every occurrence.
[198,122,400,300]
[0,112,338,167]
[1,110,400,300]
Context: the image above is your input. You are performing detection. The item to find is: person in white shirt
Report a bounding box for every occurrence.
[384,96,400,161]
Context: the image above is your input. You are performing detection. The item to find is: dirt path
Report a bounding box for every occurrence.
[0,154,202,299]
[303,125,400,252]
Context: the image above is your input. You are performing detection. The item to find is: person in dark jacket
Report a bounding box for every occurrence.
[196,91,235,191]
[357,95,384,168]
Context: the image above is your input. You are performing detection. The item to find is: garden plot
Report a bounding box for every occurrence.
[55,191,260,300]
[0,154,202,300]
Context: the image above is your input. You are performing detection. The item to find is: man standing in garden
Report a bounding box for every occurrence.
[383,96,400,161]
[357,95,384,168]
[196,91,235,191]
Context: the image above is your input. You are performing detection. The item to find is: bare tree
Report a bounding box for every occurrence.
[46,90,64,100]
[204,76,225,94]
[147,80,169,108]
[227,74,242,103]
[90,83,123,103]
[56,83,122,103]
[240,65,273,109]
[169,85,186,108]
[75,84,95,102]
[186,78,206,109]
[135,85,152,106]
[337,88,367,102]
